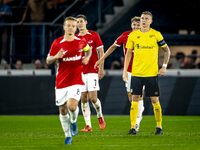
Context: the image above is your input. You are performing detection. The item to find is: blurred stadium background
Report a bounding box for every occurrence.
[0,0,200,115]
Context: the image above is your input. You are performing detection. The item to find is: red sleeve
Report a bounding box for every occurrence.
[114,33,125,47]
[94,33,103,49]
[47,39,59,59]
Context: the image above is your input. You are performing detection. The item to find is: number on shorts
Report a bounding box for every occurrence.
[77,88,80,95]
[94,79,97,86]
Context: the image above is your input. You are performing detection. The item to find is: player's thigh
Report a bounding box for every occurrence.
[126,72,132,92]
[88,73,100,91]
[144,76,160,97]
[130,76,143,96]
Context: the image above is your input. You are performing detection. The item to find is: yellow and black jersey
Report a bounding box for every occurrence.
[126,28,167,77]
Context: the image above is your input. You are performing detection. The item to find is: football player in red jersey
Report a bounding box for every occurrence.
[95,17,144,132]
[76,14,105,132]
[46,16,91,145]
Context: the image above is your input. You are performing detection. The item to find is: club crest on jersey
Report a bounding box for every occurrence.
[79,49,83,52]
[88,40,93,43]
[149,35,155,38]
[63,55,81,61]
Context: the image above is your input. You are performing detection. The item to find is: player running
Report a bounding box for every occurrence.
[94,16,144,132]
[46,16,91,145]
[123,11,170,135]
[76,14,105,132]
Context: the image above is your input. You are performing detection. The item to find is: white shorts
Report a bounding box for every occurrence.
[55,85,83,106]
[125,72,132,92]
[82,73,100,92]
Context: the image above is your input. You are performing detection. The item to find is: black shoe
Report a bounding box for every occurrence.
[127,128,136,135]
[154,127,163,135]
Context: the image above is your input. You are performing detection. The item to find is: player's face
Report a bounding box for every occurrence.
[141,14,152,28]
[77,18,87,30]
[131,21,140,31]
[63,20,77,36]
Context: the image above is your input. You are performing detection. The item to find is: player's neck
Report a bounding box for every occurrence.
[140,26,151,33]
[64,34,75,41]
[79,29,88,36]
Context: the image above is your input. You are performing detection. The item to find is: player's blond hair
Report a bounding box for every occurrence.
[142,11,153,19]
[131,16,140,23]
[64,16,77,24]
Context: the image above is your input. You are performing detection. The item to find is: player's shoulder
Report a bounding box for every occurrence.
[87,30,101,38]
[87,30,98,35]
[150,28,161,35]
[74,36,82,41]
[53,36,64,44]
[120,30,132,37]
[123,30,132,35]
[129,29,140,37]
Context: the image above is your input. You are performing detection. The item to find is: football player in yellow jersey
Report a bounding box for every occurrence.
[123,11,170,135]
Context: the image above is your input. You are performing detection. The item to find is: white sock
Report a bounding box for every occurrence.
[92,98,102,118]
[81,102,92,127]
[136,100,144,125]
[69,106,79,123]
[59,113,71,137]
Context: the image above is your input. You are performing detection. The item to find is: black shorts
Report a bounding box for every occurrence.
[130,76,160,97]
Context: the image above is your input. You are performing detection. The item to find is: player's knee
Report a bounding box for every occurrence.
[132,95,140,101]
[150,96,159,103]
[68,105,77,112]
[90,97,97,103]
[81,93,88,103]
[59,107,67,115]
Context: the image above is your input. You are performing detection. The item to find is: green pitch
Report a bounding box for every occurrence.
[0,115,199,150]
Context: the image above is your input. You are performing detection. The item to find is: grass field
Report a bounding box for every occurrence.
[0,115,199,150]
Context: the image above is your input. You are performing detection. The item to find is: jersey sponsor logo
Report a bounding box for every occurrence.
[136,44,153,49]
[63,55,81,61]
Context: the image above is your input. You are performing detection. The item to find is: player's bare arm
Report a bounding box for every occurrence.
[123,48,132,83]
[82,46,92,65]
[46,49,65,65]
[97,47,105,79]
[158,45,171,76]
[94,44,117,68]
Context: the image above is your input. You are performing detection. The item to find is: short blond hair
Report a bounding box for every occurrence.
[131,16,140,23]
[64,16,77,24]
[141,11,153,19]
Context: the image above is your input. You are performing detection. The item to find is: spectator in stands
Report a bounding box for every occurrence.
[15,60,23,70]
[183,50,198,69]
[171,52,185,69]
[110,61,122,70]
[0,0,13,64]
[34,59,42,69]
[183,55,198,69]
[18,0,52,61]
